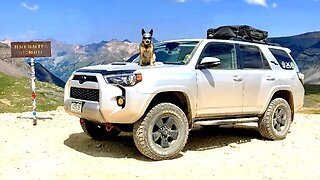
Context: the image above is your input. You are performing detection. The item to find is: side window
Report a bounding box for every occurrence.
[199,42,237,69]
[269,48,295,70]
[239,45,269,69]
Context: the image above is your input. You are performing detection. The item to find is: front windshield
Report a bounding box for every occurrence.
[131,41,199,65]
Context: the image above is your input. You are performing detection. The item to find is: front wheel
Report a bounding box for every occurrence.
[258,98,292,140]
[133,103,189,160]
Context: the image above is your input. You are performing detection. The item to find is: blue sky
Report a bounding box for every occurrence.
[0,0,319,44]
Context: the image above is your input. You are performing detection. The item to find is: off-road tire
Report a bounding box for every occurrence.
[80,119,121,140]
[133,103,189,160]
[258,98,292,140]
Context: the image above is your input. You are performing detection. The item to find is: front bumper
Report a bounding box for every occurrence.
[64,73,153,124]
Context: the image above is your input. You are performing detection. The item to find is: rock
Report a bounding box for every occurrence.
[96,144,102,148]
[56,106,65,112]
[229,143,240,148]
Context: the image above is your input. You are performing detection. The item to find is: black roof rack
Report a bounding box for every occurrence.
[207,25,280,46]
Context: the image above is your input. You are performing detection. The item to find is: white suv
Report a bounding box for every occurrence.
[64,38,304,160]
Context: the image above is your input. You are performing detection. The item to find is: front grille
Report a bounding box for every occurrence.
[70,87,99,102]
[72,75,97,83]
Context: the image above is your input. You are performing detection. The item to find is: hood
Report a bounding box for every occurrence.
[76,62,139,75]
[75,62,181,75]
[78,62,139,71]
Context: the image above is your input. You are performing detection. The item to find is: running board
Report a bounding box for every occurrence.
[194,117,259,126]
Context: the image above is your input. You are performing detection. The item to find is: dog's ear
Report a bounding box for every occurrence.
[141,29,146,36]
[149,29,153,36]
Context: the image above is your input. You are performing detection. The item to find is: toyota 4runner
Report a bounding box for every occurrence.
[64,38,304,160]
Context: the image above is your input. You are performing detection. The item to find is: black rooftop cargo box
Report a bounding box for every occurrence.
[207,25,268,43]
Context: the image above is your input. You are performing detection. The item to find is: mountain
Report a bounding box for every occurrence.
[28,62,65,88]
[0,42,65,87]
[40,39,139,81]
[3,33,320,85]
[0,42,29,78]
[46,35,320,84]
[269,32,320,84]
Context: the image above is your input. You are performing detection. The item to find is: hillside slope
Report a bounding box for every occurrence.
[0,72,63,113]
[0,43,29,78]
[269,32,320,84]
[34,63,66,88]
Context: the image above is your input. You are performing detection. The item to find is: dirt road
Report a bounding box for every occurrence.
[1,110,319,179]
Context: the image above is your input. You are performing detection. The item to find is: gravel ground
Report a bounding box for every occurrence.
[1,110,320,180]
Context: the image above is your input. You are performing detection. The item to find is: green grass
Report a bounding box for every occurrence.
[299,84,320,114]
[0,72,64,113]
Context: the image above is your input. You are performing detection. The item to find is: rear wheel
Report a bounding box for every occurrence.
[258,98,292,140]
[80,119,121,140]
[133,103,189,160]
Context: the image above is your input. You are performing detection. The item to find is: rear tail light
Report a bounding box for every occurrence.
[297,72,304,85]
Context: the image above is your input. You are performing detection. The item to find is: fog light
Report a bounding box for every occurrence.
[117,96,125,107]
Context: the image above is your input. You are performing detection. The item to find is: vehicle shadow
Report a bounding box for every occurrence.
[63,132,151,161]
[184,124,260,151]
[64,124,261,160]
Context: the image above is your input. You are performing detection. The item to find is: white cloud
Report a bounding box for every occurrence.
[272,3,277,8]
[20,30,37,40]
[244,0,268,7]
[21,2,39,11]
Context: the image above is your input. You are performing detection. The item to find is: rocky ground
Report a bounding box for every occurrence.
[1,110,320,179]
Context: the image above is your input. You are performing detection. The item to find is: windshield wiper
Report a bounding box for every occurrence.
[163,62,186,65]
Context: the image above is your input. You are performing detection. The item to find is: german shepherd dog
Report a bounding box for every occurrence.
[139,29,156,66]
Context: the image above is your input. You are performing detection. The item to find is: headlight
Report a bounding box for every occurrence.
[104,73,142,86]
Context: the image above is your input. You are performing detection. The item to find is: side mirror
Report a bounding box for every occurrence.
[198,57,221,69]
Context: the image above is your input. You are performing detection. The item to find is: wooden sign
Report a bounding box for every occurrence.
[11,41,51,58]
[10,41,52,126]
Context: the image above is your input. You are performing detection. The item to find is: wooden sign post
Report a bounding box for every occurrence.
[11,41,52,126]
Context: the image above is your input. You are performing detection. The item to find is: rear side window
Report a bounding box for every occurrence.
[269,48,295,70]
[239,45,270,69]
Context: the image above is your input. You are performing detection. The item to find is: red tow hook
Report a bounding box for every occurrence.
[80,118,86,124]
[106,123,114,131]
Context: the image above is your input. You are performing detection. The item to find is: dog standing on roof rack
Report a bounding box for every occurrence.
[139,29,156,66]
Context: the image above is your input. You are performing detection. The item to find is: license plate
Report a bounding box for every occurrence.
[71,101,82,113]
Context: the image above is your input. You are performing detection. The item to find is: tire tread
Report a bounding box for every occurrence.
[133,103,189,160]
[258,98,291,140]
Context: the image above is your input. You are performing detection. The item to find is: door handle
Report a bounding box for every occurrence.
[266,76,276,81]
[232,76,242,82]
